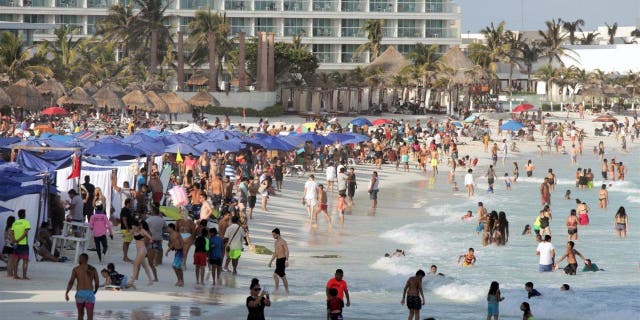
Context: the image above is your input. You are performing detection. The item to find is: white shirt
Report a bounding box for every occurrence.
[536,241,555,265]
[464,173,474,186]
[304,180,318,200]
[326,166,336,181]
[224,224,245,250]
[337,172,348,191]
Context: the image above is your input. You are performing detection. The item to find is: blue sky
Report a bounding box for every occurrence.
[457,0,640,32]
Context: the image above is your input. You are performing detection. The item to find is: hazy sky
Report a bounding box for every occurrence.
[457,0,640,33]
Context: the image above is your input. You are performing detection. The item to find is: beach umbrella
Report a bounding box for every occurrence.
[285,132,333,146]
[5,79,44,111]
[122,134,166,154]
[592,114,618,122]
[512,103,535,113]
[92,85,124,110]
[164,143,201,156]
[349,117,373,126]
[500,121,524,131]
[40,106,69,116]
[145,90,169,113]
[206,129,243,140]
[0,205,11,213]
[372,118,392,126]
[325,132,370,144]
[464,114,477,123]
[0,87,12,107]
[194,139,243,153]
[188,91,219,108]
[57,87,96,109]
[249,135,297,151]
[84,142,146,159]
[122,89,153,111]
[161,92,191,114]
[37,79,66,104]
[451,121,463,128]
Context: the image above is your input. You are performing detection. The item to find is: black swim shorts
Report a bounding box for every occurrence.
[406,295,422,310]
[275,257,286,277]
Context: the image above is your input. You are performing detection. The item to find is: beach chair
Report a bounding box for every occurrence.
[51,224,92,264]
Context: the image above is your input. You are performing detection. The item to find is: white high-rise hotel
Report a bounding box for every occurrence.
[0,0,461,70]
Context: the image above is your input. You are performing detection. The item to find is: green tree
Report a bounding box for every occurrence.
[95,4,137,57]
[536,63,559,108]
[0,31,52,81]
[187,9,232,86]
[538,18,569,65]
[581,32,599,45]
[405,43,440,109]
[606,22,618,44]
[562,19,585,45]
[245,39,318,86]
[355,19,384,62]
[134,0,174,73]
[469,21,510,92]
[46,25,88,87]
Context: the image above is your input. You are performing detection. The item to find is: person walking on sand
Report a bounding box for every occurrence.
[303,175,318,222]
[401,269,426,320]
[165,223,184,287]
[11,209,31,280]
[224,216,246,274]
[486,281,504,320]
[268,228,290,294]
[368,171,380,209]
[65,253,99,320]
[314,185,333,227]
[464,169,475,197]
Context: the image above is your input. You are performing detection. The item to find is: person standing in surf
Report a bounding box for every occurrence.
[401,269,426,320]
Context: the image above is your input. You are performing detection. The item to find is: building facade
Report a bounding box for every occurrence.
[0,0,461,70]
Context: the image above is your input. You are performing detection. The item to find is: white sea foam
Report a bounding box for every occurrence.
[431,282,485,303]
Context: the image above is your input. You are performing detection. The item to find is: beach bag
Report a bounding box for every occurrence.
[168,186,188,206]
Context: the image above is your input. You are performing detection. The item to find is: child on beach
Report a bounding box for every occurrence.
[457,248,476,267]
[336,193,346,225]
[165,223,184,287]
[327,288,344,320]
[565,190,571,200]
[486,281,505,320]
[461,210,473,220]
[100,263,135,290]
[194,228,209,285]
[504,173,512,191]
[521,302,534,320]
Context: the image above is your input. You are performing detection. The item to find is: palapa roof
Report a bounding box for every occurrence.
[122,89,153,110]
[37,79,66,100]
[145,90,169,113]
[365,46,411,78]
[93,86,124,110]
[5,79,44,111]
[57,87,97,107]
[187,73,209,86]
[82,81,98,95]
[188,91,219,108]
[438,46,485,84]
[161,92,191,114]
[0,87,12,107]
[579,85,603,97]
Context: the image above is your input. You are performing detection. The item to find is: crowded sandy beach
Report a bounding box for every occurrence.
[0,107,638,320]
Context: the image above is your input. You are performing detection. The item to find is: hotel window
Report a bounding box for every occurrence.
[23,0,51,7]
[181,0,214,9]
[425,19,445,37]
[87,16,98,34]
[341,44,365,63]
[255,18,275,34]
[55,15,82,31]
[0,0,18,6]
[24,14,49,34]
[313,18,335,37]
[225,0,249,10]
[255,0,277,11]
[340,0,362,12]
[424,0,444,13]
[87,0,112,8]
[230,17,249,35]
[369,0,392,12]
[397,0,415,12]
[398,20,420,38]
[312,0,336,11]
[284,18,307,36]
[284,0,307,11]
[180,16,194,33]
[0,14,18,21]
[397,44,416,55]
[341,19,363,38]
[313,44,333,63]
[56,0,82,7]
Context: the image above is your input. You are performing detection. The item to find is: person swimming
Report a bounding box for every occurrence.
[384,249,405,258]
[457,248,476,267]
[522,224,531,235]
[461,210,473,220]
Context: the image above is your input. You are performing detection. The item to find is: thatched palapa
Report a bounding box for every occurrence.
[37,79,66,101]
[0,87,12,107]
[122,89,153,111]
[93,86,124,110]
[188,91,219,108]
[161,92,191,114]
[5,79,44,111]
[365,46,411,80]
[145,90,169,113]
[187,74,209,86]
[57,87,96,108]
[439,46,486,84]
[83,81,98,95]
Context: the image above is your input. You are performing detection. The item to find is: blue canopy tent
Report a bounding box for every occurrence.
[122,134,166,155]
[500,121,524,131]
[17,150,72,174]
[194,139,243,153]
[247,135,296,151]
[325,132,370,144]
[164,143,201,156]
[0,136,20,148]
[349,117,373,126]
[284,132,333,146]
[84,142,146,159]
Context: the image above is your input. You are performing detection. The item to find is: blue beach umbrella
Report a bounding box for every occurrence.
[84,142,146,159]
[500,121,524,131]
[249,135,296,151]
[164,143,201,156]
[194,139,244,153]
[284,132,333,146]
[349,117,373,126]
[464,114,477,123]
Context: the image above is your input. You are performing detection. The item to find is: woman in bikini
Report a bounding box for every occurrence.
[614,206,628,238]
[566,209,579,241]
[177,213,195,271]
[576,199,590,226]
[512,162,519,183]
[598,184,608,209]
[131,221,153,286]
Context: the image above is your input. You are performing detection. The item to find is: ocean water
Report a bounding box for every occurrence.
[211,146,639,320]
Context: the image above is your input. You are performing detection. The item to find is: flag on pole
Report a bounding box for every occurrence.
[176,146,183,163]
[67,154,80,179]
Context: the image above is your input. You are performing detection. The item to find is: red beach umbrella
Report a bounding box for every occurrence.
[40,106,69,116]
[372,118,392,126]
[513,103,535,113]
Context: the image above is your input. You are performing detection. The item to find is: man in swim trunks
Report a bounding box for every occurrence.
[268,228,290,293]
[165,223,184,286]
[556,241,586,275]
[401,269,426,320]
[314,184,332,227]
[65,253,99,320]
[400,143,410,172]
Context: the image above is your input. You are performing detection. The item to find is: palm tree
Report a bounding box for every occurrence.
[355,19,384,62]
[518,41,542,92]
[562,19,585,45]
[0,31,52,81]
[405,43,440,109]
[470,21,510,92]
[535,63,558,109]
[606,22,618,44]
[95,3,137,57]
[134,0,174,73]
[47,25,88,87]
[581,32,599,45]
[538,18,569,65]
[187,9,231,89]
